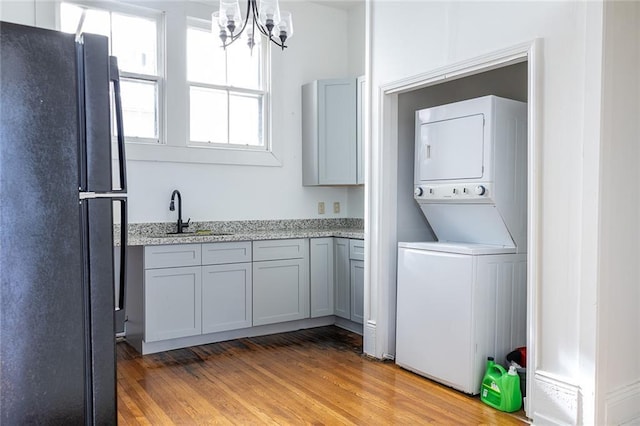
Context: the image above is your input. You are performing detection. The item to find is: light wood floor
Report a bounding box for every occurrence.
[117,326,528,425]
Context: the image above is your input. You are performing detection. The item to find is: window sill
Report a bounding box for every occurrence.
[121,143,283,167]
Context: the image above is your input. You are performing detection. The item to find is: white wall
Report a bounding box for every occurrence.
[368,1,606,424]
[347,1,365,76]
[128,0,359,223]
[598,1,640,424]
[2,0,366,223]
[346,1,366,219]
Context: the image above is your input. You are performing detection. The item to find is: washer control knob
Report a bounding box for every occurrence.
[414,187,424,196]
[475,185,486,196]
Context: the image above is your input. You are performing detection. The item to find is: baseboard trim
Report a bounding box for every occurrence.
[363,321,376,356]
[333,317,364,335]
[531,371,580,425]
[604,380,640,425]
[132,316,336,354]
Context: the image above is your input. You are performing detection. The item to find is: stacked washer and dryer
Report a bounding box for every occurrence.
[395,95,528,395]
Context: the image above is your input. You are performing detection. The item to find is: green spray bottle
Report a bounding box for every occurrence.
[480,357,522,412]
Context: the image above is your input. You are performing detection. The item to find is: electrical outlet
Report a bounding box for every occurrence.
[318,202,325,214]
[333,202,340,214]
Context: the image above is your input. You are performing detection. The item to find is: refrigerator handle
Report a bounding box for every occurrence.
[116,198,128,313]
[109,56,127,193]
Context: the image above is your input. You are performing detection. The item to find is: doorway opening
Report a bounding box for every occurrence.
[367,41,540,418]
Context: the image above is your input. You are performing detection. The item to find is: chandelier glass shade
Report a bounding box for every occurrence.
[214,0,293,51]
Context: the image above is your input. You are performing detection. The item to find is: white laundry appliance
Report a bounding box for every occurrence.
[395,95,528,395]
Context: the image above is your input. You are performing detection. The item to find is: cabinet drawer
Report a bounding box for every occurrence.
[202,241,252,265]
[253,239,308,261]
[144,244,201,269]
[349,239,365,261]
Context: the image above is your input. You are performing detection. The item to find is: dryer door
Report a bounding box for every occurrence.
[417,113,484,182]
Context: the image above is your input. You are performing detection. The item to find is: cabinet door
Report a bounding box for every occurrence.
[334,238,350,320]
[253,258,309,326]
[356,76,365,185]
[396,248,474,392]
[350,260,364,324]
[144,266,201,342]
[310,238,334,318]
[202,262,252,334]
[318,78,357,184]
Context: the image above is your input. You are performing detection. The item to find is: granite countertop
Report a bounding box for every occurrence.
[117,218,364,246]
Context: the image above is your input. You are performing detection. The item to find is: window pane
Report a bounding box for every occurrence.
[226,38,261,89]
[120,79,157,139]
[112,13,157,75]
[61,3,110,38]
[60,3,84,34]
[187,26,225,85]
[190,87,228,144]
[229,93,262,146]
[81,9,111,38]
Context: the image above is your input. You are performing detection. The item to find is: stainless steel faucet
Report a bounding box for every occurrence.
[169,190,190,233]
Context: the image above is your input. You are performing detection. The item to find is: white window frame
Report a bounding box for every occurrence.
[56,0,165,146]
[57,0,281,167]
[187,17,270,151]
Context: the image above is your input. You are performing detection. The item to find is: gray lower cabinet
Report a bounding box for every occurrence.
[144,265,202,342]
[350,260,365,324]
[332,238,364,324]
[310,238,334,318]
[201,262,252,334]
[142,242,252,343]
[137,237,362,350]
[143,244,202,343]
[349,239,365,324]
[334,238,351,319]
[253,239,310,326]
[201,241,252,334]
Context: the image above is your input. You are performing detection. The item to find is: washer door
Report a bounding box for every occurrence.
[396,247,477,394]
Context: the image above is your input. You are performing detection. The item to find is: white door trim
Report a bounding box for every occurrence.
[364,39,542,417]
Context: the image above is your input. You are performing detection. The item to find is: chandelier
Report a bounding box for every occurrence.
[214,0,293,51]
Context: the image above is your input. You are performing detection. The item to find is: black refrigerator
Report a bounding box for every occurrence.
[0,22,128,423]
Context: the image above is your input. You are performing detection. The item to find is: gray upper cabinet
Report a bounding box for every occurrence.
[302,78,358,186]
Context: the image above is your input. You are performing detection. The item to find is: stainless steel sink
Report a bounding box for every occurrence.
[155,230,233,237]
